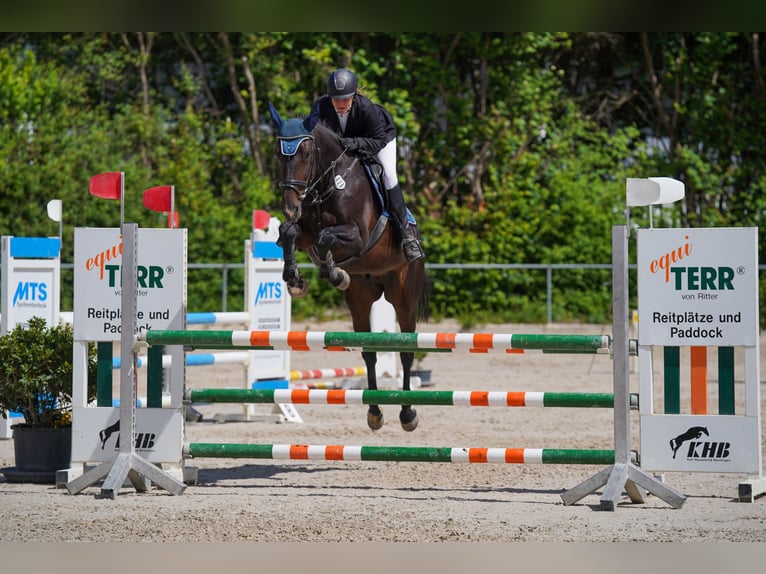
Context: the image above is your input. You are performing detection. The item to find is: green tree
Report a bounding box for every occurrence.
[1,33,764,322]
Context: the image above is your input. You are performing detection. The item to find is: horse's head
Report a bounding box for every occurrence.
[269,103,316,222]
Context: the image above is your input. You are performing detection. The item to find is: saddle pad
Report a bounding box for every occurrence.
[362,162,417,225]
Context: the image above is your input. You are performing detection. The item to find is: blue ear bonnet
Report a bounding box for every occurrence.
[277,118,313,156]
[279,137,311,156]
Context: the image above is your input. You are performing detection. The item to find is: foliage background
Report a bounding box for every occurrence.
[1,33,764,325]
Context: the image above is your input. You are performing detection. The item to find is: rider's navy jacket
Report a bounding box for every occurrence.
[304,93,396,156]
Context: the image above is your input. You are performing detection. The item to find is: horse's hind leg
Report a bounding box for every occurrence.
[362,351,383,430]
[398,350,418,431]
[387,262,424,432]
[344,279,384,430]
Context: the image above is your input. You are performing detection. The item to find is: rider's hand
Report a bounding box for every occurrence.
[340,137,359,151]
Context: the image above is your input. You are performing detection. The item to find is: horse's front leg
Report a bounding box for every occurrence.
[315,224,363,291]
[278,221,308,298]
[316,249,351,290]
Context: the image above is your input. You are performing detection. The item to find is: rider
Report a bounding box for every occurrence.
[304,68,425,263]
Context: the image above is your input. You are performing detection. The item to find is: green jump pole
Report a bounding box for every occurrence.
[186,388,615,408]
[141,329,610,354]
[185,443,615,465]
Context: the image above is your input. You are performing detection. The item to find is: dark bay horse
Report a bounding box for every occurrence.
[269,103,426,432]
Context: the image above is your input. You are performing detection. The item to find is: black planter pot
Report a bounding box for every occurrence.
[1,424,72,484]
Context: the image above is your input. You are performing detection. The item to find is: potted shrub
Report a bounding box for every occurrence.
[0,316,97,483]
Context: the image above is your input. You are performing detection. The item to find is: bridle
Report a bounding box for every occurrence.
[276,135,318,201]
[277,134,359,204]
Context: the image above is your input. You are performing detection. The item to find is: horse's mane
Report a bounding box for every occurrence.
[312,122,344,155]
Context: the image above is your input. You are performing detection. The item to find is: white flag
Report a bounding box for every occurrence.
[47,199,62,222]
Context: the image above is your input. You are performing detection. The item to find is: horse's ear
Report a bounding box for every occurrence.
[268,102,284,129]
[303,113,318,132]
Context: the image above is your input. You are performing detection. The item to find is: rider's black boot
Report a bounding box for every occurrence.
[386,184,425,263]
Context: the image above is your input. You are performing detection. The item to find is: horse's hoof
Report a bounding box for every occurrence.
[288,282,309,298]
[327,268,351,290]
[400,409,419,432]
[336,271,351,290]
[367,410,384,431]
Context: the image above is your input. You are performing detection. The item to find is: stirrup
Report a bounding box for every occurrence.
[402,238,425,262]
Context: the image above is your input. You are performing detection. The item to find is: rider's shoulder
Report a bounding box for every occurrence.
[353,93,376,108]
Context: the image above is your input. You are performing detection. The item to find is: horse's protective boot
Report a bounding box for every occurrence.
[386,184,424,263]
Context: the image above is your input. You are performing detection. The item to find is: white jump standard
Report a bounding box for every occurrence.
[65,224,186,498]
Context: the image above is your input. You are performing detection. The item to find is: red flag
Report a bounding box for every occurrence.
[143,185,173,212]
[167,211,179,228]
[89,172,122,199]
[253,210,271,230]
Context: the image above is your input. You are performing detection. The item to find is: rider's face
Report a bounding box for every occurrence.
[331,95,354,115]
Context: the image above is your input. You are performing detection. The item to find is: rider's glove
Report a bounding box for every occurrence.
[340,137,359,151]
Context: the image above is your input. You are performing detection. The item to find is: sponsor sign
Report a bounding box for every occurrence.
[1,236,60,334]
[640,415,760,473]
[246,239,290,380]
[637,227,762,476]
[2,266,58,330]
[71,406,183,463]
[637,228,757,346]
[73,228,186,341]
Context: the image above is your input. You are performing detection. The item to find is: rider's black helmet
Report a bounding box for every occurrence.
[327,68,358,99]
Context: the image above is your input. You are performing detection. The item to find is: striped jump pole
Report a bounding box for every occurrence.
[184,443,615,465]
[140,330,612,354]
[290,366,367,380]
[113,351,250,369]
[292,381,341,390]
[186,312,250,325]
[186,388,624,408]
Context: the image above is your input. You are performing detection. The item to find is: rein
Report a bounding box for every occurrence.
[304,148,358,205]
[303,146,359,242]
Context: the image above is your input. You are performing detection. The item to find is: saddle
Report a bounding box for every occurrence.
[361,159,386,207]
[360,159,416,225]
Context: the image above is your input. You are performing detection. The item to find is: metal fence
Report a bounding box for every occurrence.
[160,262,617,324]
[36,261,766,324]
